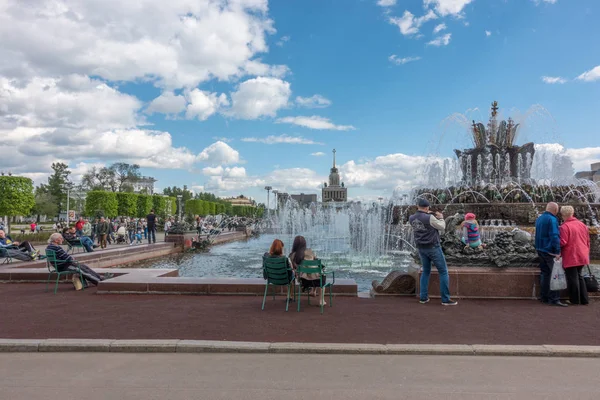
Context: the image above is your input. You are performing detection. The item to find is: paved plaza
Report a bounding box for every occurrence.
[0,353,599,400]
[0,284,598,345]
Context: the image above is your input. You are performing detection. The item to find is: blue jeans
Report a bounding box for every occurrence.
[144,227,148,239]
[537,251,560,303]
[418,245,451,303]
[80,236,94,252]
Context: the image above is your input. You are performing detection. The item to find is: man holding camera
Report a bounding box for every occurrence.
[409,199,457,306]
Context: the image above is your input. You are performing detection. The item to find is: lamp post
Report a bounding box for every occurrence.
[176,195,183,222]
[264,186,272,218]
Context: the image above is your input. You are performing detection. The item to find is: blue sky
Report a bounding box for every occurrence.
[1,0,599,205]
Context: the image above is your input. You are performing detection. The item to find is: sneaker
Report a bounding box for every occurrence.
[442,299,458,306]
[419,298,430,304]
[72,275,83,291]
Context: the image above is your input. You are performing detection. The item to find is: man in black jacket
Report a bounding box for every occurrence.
[46,233,106,287]
[146,209,157,244]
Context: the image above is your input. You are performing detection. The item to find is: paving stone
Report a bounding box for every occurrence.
[39,339,113,352]
[472,345,549,356]
[386,344,474,355]
[543,345,600,357]
[0,339,40,352]
[177,340,270,353]
[110,339,180,353]
[269,342,387,354]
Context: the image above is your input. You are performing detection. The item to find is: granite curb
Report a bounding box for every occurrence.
[1,340,600,357]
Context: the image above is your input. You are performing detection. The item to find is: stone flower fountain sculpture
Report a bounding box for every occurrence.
[454,101,535,185]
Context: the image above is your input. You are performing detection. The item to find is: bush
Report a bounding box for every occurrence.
[137,194,153,218]
[117,192,138,217]
[10,231,53,243]
[85,191,118,218]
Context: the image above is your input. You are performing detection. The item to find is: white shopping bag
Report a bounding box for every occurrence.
[550,258,567,291]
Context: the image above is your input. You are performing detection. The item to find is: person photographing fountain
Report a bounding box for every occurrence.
[535,202,568,307]
[409,199,458,306]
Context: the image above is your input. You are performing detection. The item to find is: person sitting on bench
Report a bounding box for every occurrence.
[63,227,96,252]
[47,233,107,287]
[0,229,39,261]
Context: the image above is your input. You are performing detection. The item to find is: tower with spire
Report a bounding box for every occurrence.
[322,148,347,203]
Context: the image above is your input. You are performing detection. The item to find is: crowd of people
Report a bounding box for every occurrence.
[405,198,593,307]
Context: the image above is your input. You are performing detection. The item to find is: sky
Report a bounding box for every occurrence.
[1,0,599,207]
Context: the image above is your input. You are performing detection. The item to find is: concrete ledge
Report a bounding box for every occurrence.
[177,340,270,353]
[109,340,180,353]
[386,344,474,355]
[0,339,41,352]
[269,342,388,354]
[39,339,113,352]
[4,339,600,357]
[472,344,550,356]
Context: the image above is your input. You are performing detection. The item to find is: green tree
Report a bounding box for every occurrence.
[117,192,138,217]
[162,185,193,215]
[85,191,118,218]
[110,162,141,192]
[32,191,59,222]
[0,176,35,232]
[46,162,73,214]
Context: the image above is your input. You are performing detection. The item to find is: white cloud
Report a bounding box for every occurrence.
[389,55,422,65]
[243,60,290,78]
[541,76,567,84]
[0,0,281,89]
[576,66,600,82]
[275,35,290,47]
[485,30,492,37]
[276,116,356,131]
[427,33,452,46]
[241,134,323,145]
[311,152,326,156]
[433,23,447,34]
[185,89,229,121]
[389,10,437,36]
[204,166,265,192]
[264,168,325,191]
[532,0,557,5]
[196,141,241,166]
[423,0,474,17]
[295,95,332,109]
[339,153,444,191]
[212,137,234,143]
[377,0,397,6]
[228,77,291,119]
[145,91,187,115]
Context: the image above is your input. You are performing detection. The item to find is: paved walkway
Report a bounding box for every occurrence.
[1,353,598,399]
[1,284,598,345]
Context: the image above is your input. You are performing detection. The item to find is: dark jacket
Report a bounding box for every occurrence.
[535,211,560,255]
[46,243,75,271]
[96,221,109,235]
[146,213,156,228]
[409,211,445,248]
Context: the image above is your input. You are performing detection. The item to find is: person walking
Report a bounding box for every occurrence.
[96,217,110,249]
[535,202,567,307]
[559,206,589,305]
[146,209,157,244]
[409,199,457,306]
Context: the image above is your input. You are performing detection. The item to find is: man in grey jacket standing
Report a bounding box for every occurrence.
[409,199,457,306]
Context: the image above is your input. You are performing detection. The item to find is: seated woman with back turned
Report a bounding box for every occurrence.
[289,235,327,306]
[263,239,293,281]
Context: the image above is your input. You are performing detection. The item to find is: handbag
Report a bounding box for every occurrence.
[550,258,567,291]
[584,265,599,292]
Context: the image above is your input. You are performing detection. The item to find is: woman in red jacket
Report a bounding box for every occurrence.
[559,206,589,305]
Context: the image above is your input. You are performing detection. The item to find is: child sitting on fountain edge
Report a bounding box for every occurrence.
[461,213,485,250]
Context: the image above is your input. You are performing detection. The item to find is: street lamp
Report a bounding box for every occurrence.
[264,186,272,218]
[176,195,183,221]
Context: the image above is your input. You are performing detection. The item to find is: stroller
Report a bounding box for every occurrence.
[115,226,128,244]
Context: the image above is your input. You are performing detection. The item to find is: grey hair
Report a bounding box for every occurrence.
[48,233,63,244]
[560,205,574,218]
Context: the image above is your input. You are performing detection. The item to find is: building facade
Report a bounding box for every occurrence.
[132,176,157,194]
[322,149,347,202]
[575,162,600,183]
